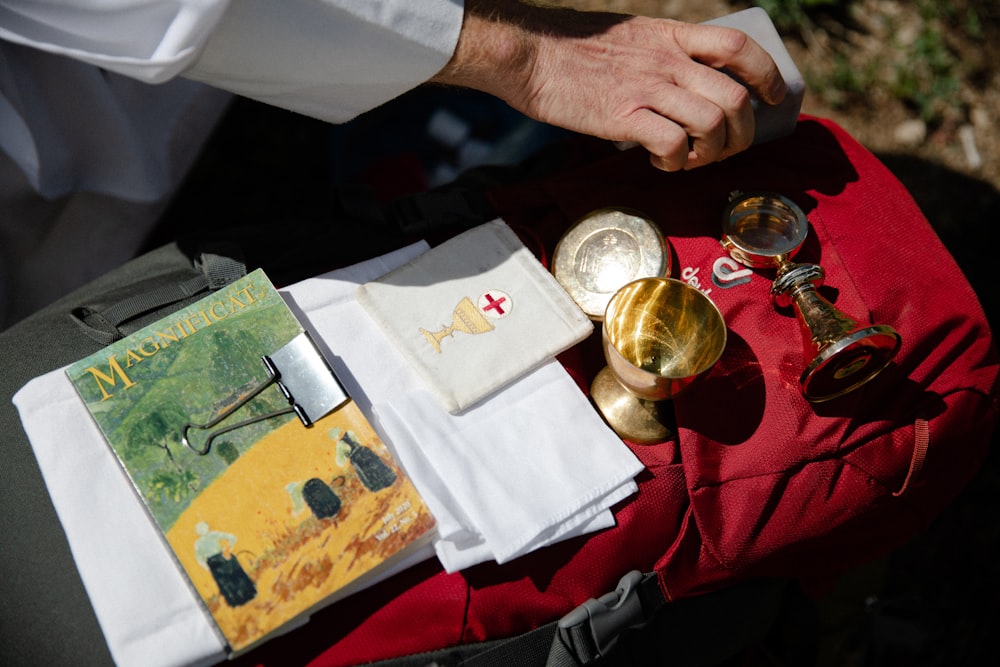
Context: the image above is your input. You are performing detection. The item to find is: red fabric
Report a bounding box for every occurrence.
[234,117,999,666]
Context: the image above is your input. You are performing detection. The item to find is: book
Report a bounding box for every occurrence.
[65,269,436,655]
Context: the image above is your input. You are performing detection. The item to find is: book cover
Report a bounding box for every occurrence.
[65,269,436,654]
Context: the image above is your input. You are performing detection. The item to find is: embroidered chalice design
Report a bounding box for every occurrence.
[420,291,511,353]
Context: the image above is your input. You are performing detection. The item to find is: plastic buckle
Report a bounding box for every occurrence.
[556,570,649,663]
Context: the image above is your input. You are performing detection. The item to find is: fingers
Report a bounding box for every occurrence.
[674,23,787,106]
[626,108,690,171]
[639,23,787,171]
[671,65,756,165]
[624,69,753,171]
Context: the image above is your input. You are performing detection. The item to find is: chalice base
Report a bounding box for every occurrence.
[590,366,676,444]
[801,325,901,402]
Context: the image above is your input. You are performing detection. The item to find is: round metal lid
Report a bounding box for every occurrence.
[721,192,808,269]
[552,208,670,321]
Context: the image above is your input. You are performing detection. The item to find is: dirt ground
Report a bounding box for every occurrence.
[559,0,999,191]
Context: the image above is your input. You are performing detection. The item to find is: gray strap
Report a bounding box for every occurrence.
[195,247,248,289]
[70,247,246,345]
[456,571,664,667]
[549,571,664,666]
[95,273,210,330]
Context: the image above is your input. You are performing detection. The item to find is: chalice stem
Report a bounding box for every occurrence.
[420,325,453,353]
[790,283,861,355]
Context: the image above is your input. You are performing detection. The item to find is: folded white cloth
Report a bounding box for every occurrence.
[289,233,641,571]
[15,373,229,667]
[375,389,636,571]
[14,238,642,666]
[357,220,594,413]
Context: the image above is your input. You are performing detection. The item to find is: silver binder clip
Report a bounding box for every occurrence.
[181,332,349,455]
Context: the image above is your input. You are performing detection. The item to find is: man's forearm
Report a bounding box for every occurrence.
[431,1,627,105]
[432,0,787,172]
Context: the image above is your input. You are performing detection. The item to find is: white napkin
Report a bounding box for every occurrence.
[356,220,594,413]
[14,239,642,666]
[375,388,638,571]
[14,374,229,667]
[288,234,642,572]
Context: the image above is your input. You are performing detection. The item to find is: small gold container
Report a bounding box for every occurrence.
[721,192,807,268]
[552,208,670,320]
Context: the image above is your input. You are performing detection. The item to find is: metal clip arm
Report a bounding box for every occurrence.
[179,332,349,456]
[180,361,294,455]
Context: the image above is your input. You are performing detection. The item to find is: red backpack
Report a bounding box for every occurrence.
[236,116,999,666]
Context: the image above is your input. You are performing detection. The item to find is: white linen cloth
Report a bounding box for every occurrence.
[14,239,642,666]
[357,220,594,414]
[15,361,231,666]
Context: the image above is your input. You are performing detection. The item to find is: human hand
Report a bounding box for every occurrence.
[432,1,787,171]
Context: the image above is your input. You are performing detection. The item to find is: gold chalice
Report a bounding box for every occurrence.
[591,277,727,444]
[722,192,901,402]
[420,296,495,353]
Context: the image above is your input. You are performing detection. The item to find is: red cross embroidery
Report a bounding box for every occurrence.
[481,293,507,315]
[478,290,512,319]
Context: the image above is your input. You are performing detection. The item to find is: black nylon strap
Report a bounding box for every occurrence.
[460,622,561,667]
[551,572,664,665]
[196,247,247,289]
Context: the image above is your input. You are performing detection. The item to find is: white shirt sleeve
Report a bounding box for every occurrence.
[0,1,231,83]
[0,0,465,203]
[0,0,465,122]
[186,0,465,123]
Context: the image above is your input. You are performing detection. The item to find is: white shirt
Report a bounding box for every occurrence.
[0,0,464,200]
[0,1,464,326]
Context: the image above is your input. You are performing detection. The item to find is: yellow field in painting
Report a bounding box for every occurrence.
[165,401,433,652]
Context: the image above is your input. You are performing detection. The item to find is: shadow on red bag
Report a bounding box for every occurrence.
[240,117,1000,667]
[503,116,999,596]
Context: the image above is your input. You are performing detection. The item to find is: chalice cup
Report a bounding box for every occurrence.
[591,277,727,444]
[420,296,495,353]
[722,192,901,402]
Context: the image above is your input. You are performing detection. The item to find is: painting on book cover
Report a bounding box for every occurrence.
[169,402,433,652]
[65,270,435,652]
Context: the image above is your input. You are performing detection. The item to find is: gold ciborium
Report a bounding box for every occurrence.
[591,277,727,444]
[420,296,495,353]
[722,192,901,402]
